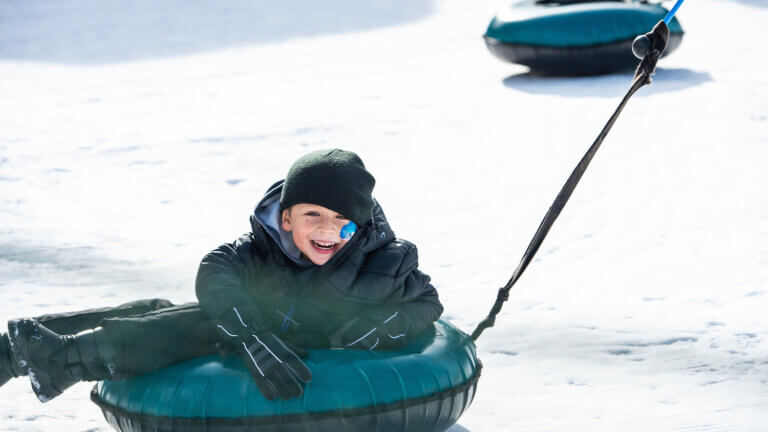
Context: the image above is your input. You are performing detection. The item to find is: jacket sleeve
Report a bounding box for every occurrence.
[392,269,443,336]
[379,242,444,342]
[195,235,266,328]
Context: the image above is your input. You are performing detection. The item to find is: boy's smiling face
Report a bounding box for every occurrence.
[281,203,352,265]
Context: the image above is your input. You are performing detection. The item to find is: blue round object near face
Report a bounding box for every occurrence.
[340,221,357,240]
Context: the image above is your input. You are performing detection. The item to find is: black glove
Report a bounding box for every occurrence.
[217,307,312,400]
[216,338,308,359]
[329,310,409,351]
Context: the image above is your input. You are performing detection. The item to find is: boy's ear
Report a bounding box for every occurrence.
[281,208,292,232]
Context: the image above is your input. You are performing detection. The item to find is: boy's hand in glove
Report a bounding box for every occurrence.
[217,307,312,400]
[329,310,408,351]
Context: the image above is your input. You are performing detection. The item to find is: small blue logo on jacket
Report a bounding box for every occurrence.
[277,305,299,332]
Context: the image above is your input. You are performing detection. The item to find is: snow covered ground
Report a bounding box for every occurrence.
[1,0,766,430]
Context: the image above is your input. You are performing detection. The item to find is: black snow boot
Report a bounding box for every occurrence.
[1,332,23,387]
[7,319,117,402]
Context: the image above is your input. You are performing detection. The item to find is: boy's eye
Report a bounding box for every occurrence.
[335,215,348,220]
[304,211,320,217]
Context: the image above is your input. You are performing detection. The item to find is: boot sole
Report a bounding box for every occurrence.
[7,319,67,402]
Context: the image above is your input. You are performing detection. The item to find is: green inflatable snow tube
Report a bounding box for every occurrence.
[90,319,481,432]
[484,0,685,75]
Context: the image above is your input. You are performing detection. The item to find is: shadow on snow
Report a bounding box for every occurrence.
[502,68,713,98]
[0,0,433,64]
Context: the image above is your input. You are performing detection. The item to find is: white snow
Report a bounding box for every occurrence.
[1,0,767,430]
[26,371,41,392]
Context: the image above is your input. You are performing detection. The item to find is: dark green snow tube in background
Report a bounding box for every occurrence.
[91,320,481,432]
[484,0,684,75]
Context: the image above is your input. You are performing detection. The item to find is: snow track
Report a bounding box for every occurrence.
[1,0,767,430]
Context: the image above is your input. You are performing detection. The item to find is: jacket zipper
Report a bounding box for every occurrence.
[315,225,368,283]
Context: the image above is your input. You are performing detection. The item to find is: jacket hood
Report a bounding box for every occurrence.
[250,180,395,267]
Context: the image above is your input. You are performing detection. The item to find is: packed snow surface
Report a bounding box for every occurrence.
[1,0,767,430]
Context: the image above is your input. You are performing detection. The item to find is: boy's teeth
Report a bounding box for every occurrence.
[312,240,335,249]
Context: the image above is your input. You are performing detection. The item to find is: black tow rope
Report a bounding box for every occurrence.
[471,20,672,342]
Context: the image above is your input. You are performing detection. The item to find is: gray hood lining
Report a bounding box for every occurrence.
[253,185,310,266]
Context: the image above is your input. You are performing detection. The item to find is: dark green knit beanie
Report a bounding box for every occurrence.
[279,149,376,226]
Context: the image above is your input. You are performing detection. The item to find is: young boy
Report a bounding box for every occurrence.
[0,149,443,402]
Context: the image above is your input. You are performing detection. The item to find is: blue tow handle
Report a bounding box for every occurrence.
[664,0,685,24]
